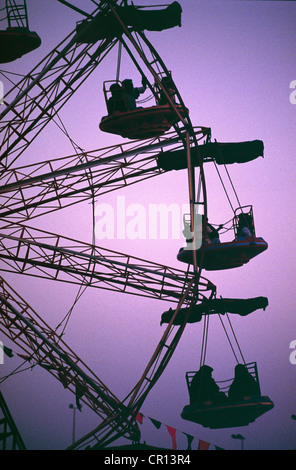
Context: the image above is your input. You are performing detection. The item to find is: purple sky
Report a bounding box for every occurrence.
[0,0,296,450]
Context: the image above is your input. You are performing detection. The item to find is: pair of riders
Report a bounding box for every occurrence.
[189,364,260,407]
[107,74,176,114]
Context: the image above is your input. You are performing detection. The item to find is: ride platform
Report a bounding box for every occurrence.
[99,103,187,139]
[177,236,268,270]
[0,28,41,63]
[181,396,274,429]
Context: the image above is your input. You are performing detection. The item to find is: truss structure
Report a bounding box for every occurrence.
[0,389,26,450]
[0,127,209,223]
[0,222,214,302]
[0,277,139,441]
[0,1,117,173]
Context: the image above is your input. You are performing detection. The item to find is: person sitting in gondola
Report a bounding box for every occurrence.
[228,364,260,402]
[122,76,147,110]
[189,365,228,407]
[202,216,221,244]
[207,223,221,244]
[107,83,127,114]
[237,213,254,239]
[158,74,176,105]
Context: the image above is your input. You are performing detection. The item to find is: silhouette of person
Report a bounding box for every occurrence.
[228,364,260,402]
[237,213,254,239]
[122,77,147,110]
[189,365,228,406]
[158,74,176,105]
[107,83,126,114]
[207,222,221,244]
[202,216,221,244]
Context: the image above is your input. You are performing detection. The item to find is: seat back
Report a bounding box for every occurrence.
[185,361,261,397]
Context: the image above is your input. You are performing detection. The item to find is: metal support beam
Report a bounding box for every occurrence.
[0,130,210,222]
[0,390,26,450]
[0,223,214,303]
[0,1,116,172]
[0,277,139,440]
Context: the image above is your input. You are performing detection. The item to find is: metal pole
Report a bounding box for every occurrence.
[231,433,245,450]
[69,404,77,445]
[185,131,198,271]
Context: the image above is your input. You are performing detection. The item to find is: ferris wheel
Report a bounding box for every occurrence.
[0,0,273,450]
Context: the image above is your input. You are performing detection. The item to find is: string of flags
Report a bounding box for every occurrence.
[136,412,225,450]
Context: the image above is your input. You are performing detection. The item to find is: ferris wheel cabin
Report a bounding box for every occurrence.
[0,28,41,63]
[99,80,188,139]
[177,206,268,270]
[0,1,41,63]
[181,363,274,429]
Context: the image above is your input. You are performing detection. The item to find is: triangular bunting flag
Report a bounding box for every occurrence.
[166,425,177,450]
[184,433,194,450]
[136,412,144,424]
[39,363,55,371]
[75,385,85,411]
[149,417,162,429]
[137,413,222,450]
[3,345,13,358]
[17,353,31,361]
[198,439,210,450]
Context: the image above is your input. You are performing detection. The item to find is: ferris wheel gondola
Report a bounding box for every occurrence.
[157,139,269,269]
[99,77,189,139]
[177,206,268,270]
[0,0,41,64]
[179,291,273,429]
[181,363,274,429]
